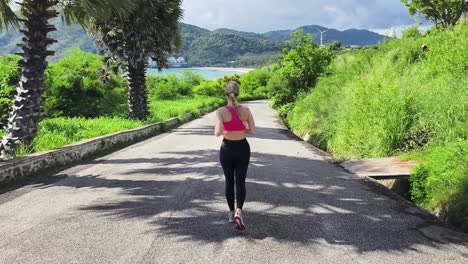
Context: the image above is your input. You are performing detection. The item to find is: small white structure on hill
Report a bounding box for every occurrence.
[148,56,187,68]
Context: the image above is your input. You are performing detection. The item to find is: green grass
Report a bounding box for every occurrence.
[34,117,144,152]
[147,96,224,123]
[0,96,225,154]
[405,140,468,230]
[286,22,468,230]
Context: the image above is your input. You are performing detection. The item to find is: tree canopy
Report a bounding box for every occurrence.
[401,0,468,28]
[91,0,182,120]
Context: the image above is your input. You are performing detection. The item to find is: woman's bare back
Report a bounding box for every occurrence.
[214,105,256,140]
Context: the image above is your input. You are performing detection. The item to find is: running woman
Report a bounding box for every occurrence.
[214,81,256,231]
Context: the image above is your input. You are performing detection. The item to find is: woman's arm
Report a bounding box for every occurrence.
[214,110,223,137]
[245,108,256,135]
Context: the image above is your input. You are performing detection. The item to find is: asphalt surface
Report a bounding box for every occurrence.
[0,100,467,264]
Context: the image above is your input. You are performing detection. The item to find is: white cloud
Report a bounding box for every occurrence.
[181,0,420,32]
[371,24,432,38]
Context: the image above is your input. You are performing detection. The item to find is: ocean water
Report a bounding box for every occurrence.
[147,67,249,80]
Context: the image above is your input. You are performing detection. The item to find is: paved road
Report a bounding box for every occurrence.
[0,101,467,264]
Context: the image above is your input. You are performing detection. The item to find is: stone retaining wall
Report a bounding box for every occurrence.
[0,107,215,186]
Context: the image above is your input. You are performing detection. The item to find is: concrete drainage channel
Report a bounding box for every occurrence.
[298,133,468,240]
[0,106,218,187]
[341,159,468,241]
[340,157,419,198]
[302,133,417,198]
[300,135,418,197]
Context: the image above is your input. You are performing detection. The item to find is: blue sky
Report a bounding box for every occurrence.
[182,0,423,35]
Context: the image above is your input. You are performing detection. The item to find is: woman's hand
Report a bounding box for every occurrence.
[245,108,256,135]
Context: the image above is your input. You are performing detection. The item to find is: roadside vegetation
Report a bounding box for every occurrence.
[0,0,138,158]
[242,21,467,230]
[0,49,267,154]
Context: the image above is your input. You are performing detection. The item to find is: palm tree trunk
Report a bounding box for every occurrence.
[127,55,149,120]
[0,0,57,158]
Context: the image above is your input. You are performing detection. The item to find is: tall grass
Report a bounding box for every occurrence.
[406,140,468,230]
[287,22,468,229]
[288,23,467,158]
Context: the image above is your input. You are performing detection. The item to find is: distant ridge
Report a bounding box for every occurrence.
[0,22,386,67]
[209,24,385,46]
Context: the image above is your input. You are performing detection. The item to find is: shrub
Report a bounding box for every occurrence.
[147,75,180,100]
[193,81,223,97]
[179,70,204,96]
[269,30,332,109]
[44,49,127,118]
[409,163,430,204]
[147,71,205,100]
[266,71,290,109]
[239,69,271,98]
[0,54,21,125]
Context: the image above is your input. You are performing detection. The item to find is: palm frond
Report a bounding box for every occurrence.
[0,0,19,30]
[60,0,135,27]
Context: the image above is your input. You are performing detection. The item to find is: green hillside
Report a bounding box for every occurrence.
[0,21,386,66]
[264,25,386,45]
[212,25,386,46]
[178,23,281,66]
[281,23,468,230]
[0,17,96,61]
[212,28,267,40]
[182,31,282,66]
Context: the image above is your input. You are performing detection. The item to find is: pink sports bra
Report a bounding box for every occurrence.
[222,105,246,132]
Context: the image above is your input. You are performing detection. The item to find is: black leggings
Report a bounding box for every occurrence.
[220,138,251,211]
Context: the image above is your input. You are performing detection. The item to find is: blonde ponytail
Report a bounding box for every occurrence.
[228,92,241,117]
[225,81,242,118]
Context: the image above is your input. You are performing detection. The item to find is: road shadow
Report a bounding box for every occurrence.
[36,148,467,253]
[173,125,293,141]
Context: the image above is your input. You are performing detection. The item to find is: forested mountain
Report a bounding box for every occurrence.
[209,24,386,46]
[178,23,386,65]
[262,30,293,42]
[212,28,267,40]
[0,21,386,66]
[180,24,281,66]
[0,17,96,59]
[263,25,385,45]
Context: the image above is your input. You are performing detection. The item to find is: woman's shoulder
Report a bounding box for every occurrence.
[217,106,231,116]
[217,104,250,113]
[238,104,250,112]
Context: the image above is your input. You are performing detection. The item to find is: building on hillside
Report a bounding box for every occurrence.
[148,56,187,68]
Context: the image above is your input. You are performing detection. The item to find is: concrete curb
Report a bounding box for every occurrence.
[293,132,336,163]
[0,106,217,186]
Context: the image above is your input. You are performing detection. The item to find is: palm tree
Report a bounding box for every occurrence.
[0,0,134,158]
[92,0,182,120]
